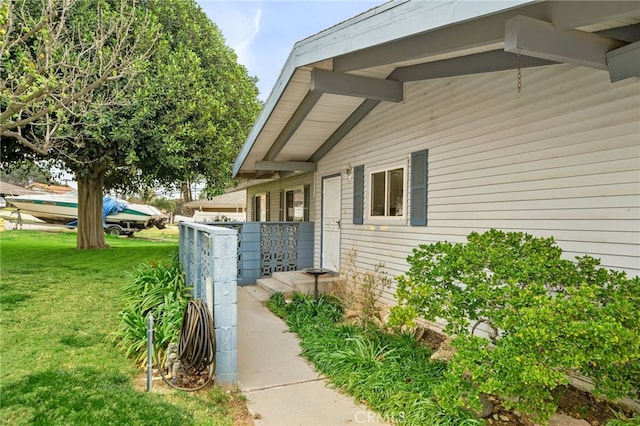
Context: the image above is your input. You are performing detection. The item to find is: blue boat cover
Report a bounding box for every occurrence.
[66,196,128,228]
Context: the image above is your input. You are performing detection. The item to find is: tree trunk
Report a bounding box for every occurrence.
[76,167,109,249]
[181,180,193,203]
[180,180,193,215]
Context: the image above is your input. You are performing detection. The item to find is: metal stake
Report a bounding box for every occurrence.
[147,314,154,392]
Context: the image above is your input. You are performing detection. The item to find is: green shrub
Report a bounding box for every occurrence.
[389,229,640,423]
[114,253,192,366]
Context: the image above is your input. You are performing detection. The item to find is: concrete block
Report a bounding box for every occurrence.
[216,348,238,383]
[213,235,237,259]
[213,258,237,282]
[214,303,237,329]
[215,326,237,350]
[242,250,261,261]
[214,281,237,305]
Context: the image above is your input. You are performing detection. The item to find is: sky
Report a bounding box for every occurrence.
[196,0,385,100]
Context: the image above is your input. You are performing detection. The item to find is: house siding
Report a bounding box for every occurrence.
[314,65,640,305]
[246,173,315,222]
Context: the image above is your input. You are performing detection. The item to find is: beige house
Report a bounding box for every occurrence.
[233,0,640,304]
[184,191,247,222]
[244,173,313,222]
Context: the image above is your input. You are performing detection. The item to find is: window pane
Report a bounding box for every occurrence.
[293,189,304,221]
[285,190,294,221]
[388,168,403,216]
[371,172,385,216]
[285,189,305,221]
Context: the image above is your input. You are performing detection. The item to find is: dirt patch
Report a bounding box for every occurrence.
[485,386,635,425]
[417,326,447,350]
[224,386,255,426]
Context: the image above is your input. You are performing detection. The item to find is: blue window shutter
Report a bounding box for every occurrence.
[303,184,310,222]
[353,165,364,224]
[250,195,256,221]
[279,190,284,221]
[410,150,428,226]
[265,192,271,221]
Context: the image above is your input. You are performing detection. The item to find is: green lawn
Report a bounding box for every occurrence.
[0,230,249,426]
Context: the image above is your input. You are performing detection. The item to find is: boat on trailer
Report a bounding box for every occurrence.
[4,192,168,236]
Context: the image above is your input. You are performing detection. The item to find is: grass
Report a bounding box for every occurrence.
[136,225,180,241]
[0,230,250,426]
[268,292,482,426]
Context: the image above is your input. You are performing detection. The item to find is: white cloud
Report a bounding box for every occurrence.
[234,8,262,66]
[200,3,262,69]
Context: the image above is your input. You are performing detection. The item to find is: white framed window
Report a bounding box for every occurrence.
[284,186,305,222]
[368,165,406,220]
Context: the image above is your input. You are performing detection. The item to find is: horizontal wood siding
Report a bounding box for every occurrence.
[314,65,640,305]
[246,173,315,222]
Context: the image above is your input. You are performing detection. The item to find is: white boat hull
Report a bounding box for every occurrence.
[4,193,168,229]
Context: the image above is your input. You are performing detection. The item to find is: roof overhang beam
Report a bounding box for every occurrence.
[263,90,323,161]
[504,15,626,71]
[546,1,640,29]
[392,50,557,82]
[255,161,317,173]
[607,41,640,82]
[311,69,404,102]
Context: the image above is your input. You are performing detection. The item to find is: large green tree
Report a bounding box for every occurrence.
[1,0,158,248]
[2,0,261,249]
[104,0,262,200]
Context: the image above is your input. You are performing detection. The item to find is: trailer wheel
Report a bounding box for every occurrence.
[106,226,122,236]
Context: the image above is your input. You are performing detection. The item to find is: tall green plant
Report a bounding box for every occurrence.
[114,253,192,366]
[389,229,640,423]
[266,292,480,425]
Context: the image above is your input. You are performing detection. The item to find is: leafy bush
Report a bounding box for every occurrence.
[389,229,640,423]
[114,253,192,366]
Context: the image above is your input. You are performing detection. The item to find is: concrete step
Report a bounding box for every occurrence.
[256,277,296,296]
[257,270,340,297]
[272,270,338,286]
[272,270,339,296]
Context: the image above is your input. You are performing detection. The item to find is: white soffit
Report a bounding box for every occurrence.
[277,94,364,161]
[245,68,312,167]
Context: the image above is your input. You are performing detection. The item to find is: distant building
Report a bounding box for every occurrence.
[184,191,246,222]
[0,181,36,197]
[25,183,74,194]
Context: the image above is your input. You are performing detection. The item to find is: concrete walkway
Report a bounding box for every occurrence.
[238,285,389,426]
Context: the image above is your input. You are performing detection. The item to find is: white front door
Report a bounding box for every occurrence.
[321,175,341,272]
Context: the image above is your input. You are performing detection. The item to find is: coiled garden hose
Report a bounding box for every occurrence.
[154,299,216,391]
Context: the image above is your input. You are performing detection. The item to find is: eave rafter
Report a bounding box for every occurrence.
[504,15,639,81]
[311,69,403,102]
[255,161,316,172]
[260,70,404,172]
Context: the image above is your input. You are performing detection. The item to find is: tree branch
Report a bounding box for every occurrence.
[1,130,50,155]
